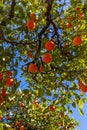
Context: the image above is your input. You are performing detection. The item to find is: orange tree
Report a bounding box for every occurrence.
[0,0,87,129]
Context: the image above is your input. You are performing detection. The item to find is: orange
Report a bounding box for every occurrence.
[67,22,72,28]
[6,78,14,87]
[0,73,3,80]
[79,12,84,19]
[85,33,87,37]
[15,121,20,126]
[60,112,64,117]
[6,71,12,76]
[26,20,36,30]
[75,7,80,12]
[85,68,87,73]
[49,105,55,111]
[20,103,25,107]
[78,81,84,89]
[67,16,73,21]
[15,120,22,126]
[44,113,50,119]
[20,125,25,130]
[0,97,4,105]
[39,66,45,73]
[28,63,38,73]
[60,122,64,126]
[81,85,87,92]
[30,13,35,19]
[33,101,39,107]
[42,53,52,63]
[0,116,3,120]
[73,36,83,46]
[27,51,33,58]
[6,116,11,120]
[45,40,55,51]
[1,90,7,97]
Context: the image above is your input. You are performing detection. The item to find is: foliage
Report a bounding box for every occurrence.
[0,0,87,130]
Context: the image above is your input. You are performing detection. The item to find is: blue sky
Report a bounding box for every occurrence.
[72,101,87,130]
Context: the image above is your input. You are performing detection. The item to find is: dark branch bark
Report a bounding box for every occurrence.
[9,0,16,18]
[45,0,54,16]
[35,0,54,56]
[0,28,32,46]
[0,28,4,41]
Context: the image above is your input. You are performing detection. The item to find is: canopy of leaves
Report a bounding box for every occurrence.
[0,0,87,130]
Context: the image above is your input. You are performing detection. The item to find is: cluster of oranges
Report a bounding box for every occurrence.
[28,40,55,73]
[26,13,36,30]
[0,70,14,87]
[15,120,25,130]
[0,70,14,105]
[72,7,84,46]
[27,36,83,74]
[26,10,84,74]
[63,7,84,46]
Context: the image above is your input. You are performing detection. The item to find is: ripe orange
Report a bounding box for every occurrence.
[33,101,39,107]
[0,97,4,105]
[49,105,55,111]
[67,16,73,21]
[45,40,55,51]
[79,12,84,19]
[0,72,3,80]
[42,53,52,63]
[81,85,87,92]
[15,121,20,126]
[75,7,80,12]
[60,122,64,126]
[73,36,83,46]
[6,78,14,87]
[85,33,87,37]
[39,66,45,73]
[78,81,84,89]
[6,116,11,120]
[30,13,35,19]
[44,113,50,119]
[67,22,72,28]
[28,63,38,73]
[0,116,3,120]
[85,69,87,73]
[20,125,25,130]
[26,20,36,30]
[60,112,64,117]
[15,120,22,126]
[27,51,33,58]
[70,124,74,128]
[1,90,7,97]
[20,103,25,107]
[6,70,12,76]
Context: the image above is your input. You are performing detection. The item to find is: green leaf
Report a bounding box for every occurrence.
[78,99,84,109]
[0,0,3,8]
[72,102,76,108]
[78,108,84,116]
[0,123,4,130]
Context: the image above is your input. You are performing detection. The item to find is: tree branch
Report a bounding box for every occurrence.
[45,0,54,17]
[9,0,16,18]
[35,0,54,56]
